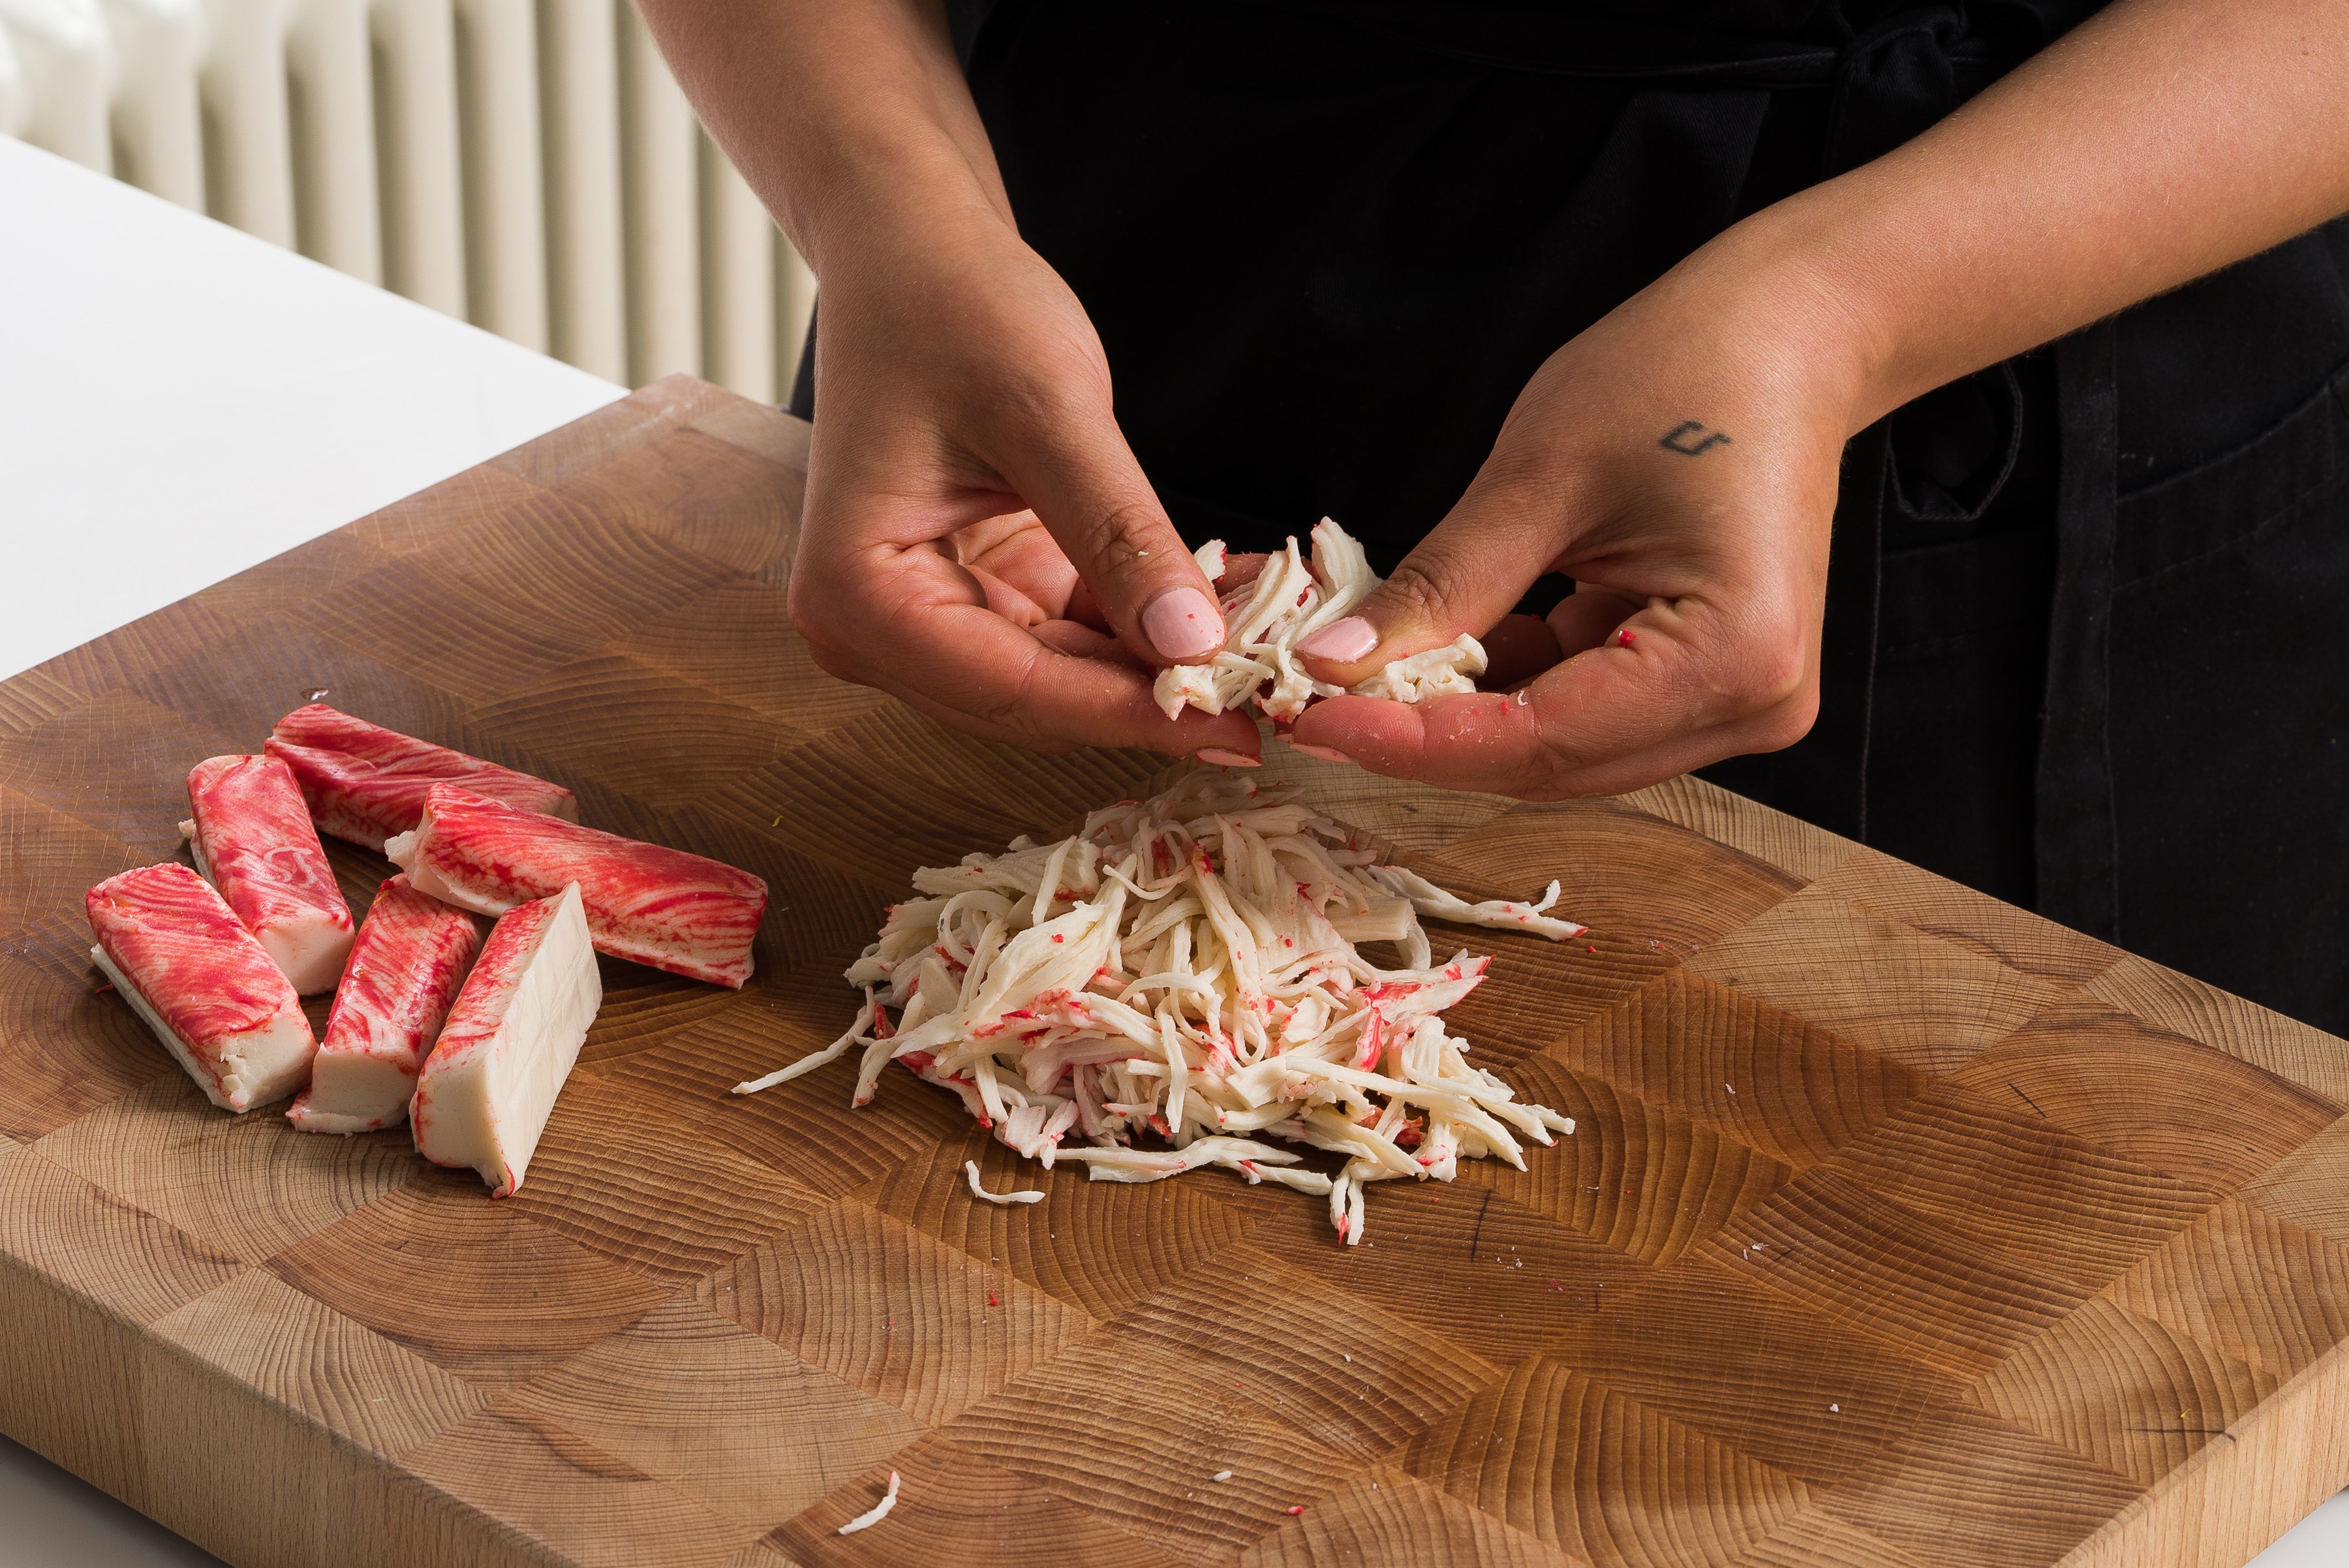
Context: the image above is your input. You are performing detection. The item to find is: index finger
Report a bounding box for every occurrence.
[800,540,1262,758]
[994,404,1230,668]
[1285,598,1813,797]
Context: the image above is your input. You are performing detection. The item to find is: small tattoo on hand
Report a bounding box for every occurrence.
[1659,420,1732,456]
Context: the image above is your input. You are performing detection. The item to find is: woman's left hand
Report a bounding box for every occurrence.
[1291,0,2349,799]
[1287,230,1865,799]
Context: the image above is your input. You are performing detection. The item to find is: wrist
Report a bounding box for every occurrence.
[660,0,1010,286]
[787,129,1011,285]
[1668,200,1903,442]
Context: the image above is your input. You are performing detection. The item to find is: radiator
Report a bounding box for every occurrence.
[0,0,816,402]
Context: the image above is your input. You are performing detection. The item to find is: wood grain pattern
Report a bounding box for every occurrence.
[3,375,2346,1567]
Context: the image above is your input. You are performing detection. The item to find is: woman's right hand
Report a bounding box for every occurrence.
[638,0,1254,759]
[784,189,1259,760]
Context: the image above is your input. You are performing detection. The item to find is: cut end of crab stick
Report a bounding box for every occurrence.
[265,703,577,852]
[288,875,484,1135]
[386,784,769,989]
[412,882,600,1196]
[184,753,356,994]
[85,864,316,1114]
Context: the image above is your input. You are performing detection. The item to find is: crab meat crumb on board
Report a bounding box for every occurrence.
[266,702,577,852]
[1154,517,1487,722]
[739,769,1582,1243]
[388,784,770,989]
[837,1471,902,1535]
[964,1160,1045,1205]
[86,863,318,1114]
[287,874,484,1135]
[179,752,356,994]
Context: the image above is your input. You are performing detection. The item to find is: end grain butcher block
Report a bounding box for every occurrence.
[4,378,2348,1568]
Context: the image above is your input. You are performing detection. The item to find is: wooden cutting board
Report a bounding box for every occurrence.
[4,377,2347,1568]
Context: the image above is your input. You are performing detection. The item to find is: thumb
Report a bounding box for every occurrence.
[1296,485,1556,685]
[997,405,1225,667]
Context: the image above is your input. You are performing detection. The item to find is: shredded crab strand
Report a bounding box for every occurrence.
[836,1471,900,1535]
[1154,517,1487,721]
[965,1160,1045,1205]
[731,991,876,1095]
[740,771,1580,1241]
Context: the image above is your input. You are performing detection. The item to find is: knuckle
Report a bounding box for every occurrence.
[1501,767,1606,803]
[1752,686,1821,753]
[974,647,1052,737]
[786,581,861,680]
[782,576,826,643]
[797,629,859,684]
[1714,611,1809,714]
[803,640,857,683]
[1375,554,1469,631]
[1069,499,1165,586]
[1528,729,1593,784]
[783,583,816,639]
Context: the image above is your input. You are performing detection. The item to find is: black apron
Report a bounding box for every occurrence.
[801,1,2349,1034]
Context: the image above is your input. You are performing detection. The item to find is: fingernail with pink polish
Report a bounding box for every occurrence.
[1143,587,1223,660]
[1289,743,1354,765]
[1297,616,1378,662]
[1196,748,1261,769]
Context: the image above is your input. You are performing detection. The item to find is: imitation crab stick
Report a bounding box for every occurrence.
[85,863,316,1113]
[180,753,355,994]
[286,875,484,1135]
[265,703,577,853]
[385,784,768,988]
[411,882,600,1196]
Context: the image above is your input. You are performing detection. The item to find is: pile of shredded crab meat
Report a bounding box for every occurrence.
[736,771,1584,1243]
[1154,517,1489,722]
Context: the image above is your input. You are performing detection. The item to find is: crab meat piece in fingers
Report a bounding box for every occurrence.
[287,876,484,1135]
[1152,516,1484,721]
[411,882,600,1195]
[386,785,769,988]
[265,703,577,852]
[85,864,316,1113]
[179,753,356,994]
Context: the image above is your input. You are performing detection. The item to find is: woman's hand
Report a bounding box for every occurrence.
[637,0,1255,761]
[647,0,2349,785]
[786,197,1257,758]
[1292,0,2349,798]
[1288,238,1864,797]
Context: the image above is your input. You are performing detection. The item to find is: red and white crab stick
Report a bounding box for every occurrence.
[85,864,316,1113]
[265,703,577,853]
[181,753,355,994]
[286,875,484,1135]
[386,784,768,988]
[412,882,600,1196]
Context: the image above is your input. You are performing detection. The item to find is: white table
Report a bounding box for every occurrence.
[0,134,624,682]
[3,133,2345,1568]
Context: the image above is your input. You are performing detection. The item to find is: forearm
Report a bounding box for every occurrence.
[1708,0,2349,433]
[632,0,1007,278]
